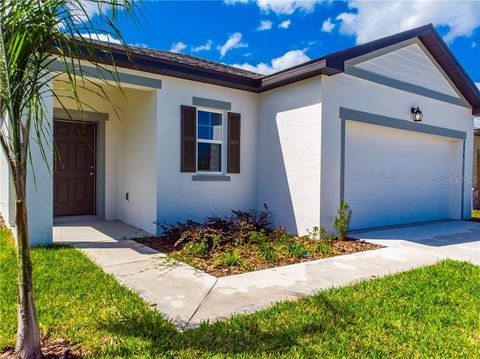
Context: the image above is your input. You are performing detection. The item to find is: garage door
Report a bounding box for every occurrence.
[344,121,463,230]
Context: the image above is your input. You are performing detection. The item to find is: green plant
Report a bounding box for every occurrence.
[0,1,138,357]
[307,226,336,241]
[288,243,308,258]
[315,241,333,255]
[277,232,294,243]
[162,207,273,249]
[258,243,278,262]
[210,234,222,251]
[183,241,209,256]
[2,235,478,358]
[248,230,268,244]
[217,248,249,269]
[333,200,352,240]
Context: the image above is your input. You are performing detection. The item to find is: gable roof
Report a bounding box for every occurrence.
[71,24,480,115]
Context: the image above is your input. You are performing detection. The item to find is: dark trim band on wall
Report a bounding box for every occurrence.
[192,175,231,181]
[339,107,467,220]
[192,97,231,111]
[344,66,470,109]
[50,60,163,89]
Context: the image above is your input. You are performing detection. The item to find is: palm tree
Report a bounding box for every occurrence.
[0,1,138,358]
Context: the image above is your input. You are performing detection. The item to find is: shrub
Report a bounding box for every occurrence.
[174,226,224,249]
[217,248,249,269]
[271,227,294,243]
[183,240,209,256]
[231,204,272,231]
[159,207,273,249]
[315,241,333,255]
[333,200,352,240]
[248,230,268,244]
[288,243,308,258]
[307,226,336,241]
[258,243,278,262]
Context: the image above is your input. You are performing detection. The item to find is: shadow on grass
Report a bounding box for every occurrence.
[97,293,354,357]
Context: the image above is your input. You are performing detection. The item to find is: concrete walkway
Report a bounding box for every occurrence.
[54,220,480,329]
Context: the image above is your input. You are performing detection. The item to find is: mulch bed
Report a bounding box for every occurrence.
[136,236,382,277]
[1,339,81,359]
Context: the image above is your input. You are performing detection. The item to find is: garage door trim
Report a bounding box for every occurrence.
[339,107,467,221]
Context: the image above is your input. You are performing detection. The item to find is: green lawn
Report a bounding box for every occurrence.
[1,228,479,358]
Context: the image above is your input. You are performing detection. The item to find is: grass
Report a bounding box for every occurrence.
[1,228,479,358]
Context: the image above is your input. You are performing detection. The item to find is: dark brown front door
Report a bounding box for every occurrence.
[54,121,96,217]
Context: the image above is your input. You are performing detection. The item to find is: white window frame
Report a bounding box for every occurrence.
[196,107,226,175]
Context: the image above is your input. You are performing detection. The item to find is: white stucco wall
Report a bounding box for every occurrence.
[257,77,322,234]
[26,91,54,246]
[3,48,475,243]
[321,73,474,230]
[54,81,157,234]
[115,89,157,234]
[155,76,258,231]
[0,88,54,246]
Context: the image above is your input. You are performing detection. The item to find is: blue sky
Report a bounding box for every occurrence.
[91,1,479,82]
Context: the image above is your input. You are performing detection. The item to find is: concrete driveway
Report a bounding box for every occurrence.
[352,220,480,265]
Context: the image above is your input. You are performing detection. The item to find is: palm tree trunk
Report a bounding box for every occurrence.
[14,166,42,359]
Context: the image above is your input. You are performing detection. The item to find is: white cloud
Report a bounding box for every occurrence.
[257,20,273,31]
[336,0,480,44]
[170,41,187,53]
[278,20,291,29]
[256,0,323,15]
[130,43,149,48]
[192,40,213,53]
[80,32,121,44]
[232,49,310,75]
[321,17,335,33]
[217,32,248,58]
[69,1,115,23]
[224,0,324,15]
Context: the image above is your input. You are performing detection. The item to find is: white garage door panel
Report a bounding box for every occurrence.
[345,122,461,230]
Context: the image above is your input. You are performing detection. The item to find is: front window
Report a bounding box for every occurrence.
[197,110,223,172]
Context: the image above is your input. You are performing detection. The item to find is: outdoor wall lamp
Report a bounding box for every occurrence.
[411,106,423,122]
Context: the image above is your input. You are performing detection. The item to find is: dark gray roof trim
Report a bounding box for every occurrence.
[71,24,480,115]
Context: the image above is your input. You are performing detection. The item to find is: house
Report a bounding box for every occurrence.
[0,24,479,246]
[474,128,480,209]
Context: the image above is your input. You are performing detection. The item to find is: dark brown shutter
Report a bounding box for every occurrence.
[181,105,196,172]
[227,112,241,173]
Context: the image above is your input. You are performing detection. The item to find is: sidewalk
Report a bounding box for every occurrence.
[54,220,480,329]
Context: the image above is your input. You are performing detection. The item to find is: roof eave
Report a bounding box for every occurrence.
[67,40,262,92]
[61,25,480,106]
[259,59,332,91]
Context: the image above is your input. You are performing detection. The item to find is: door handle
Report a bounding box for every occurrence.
[89,172,94,176]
